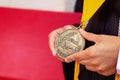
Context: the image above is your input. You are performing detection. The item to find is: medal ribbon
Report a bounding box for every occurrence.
[74,0,120,80]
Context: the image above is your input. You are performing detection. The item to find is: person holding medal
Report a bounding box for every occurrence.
[49,0,120,80]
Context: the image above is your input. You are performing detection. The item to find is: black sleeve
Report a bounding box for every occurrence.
[74,0,83,13]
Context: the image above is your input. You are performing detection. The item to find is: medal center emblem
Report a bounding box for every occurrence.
[55,28,85,59]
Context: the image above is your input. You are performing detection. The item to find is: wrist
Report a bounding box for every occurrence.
[116,49,120,74]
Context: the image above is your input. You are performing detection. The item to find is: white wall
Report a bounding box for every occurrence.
[0,0,76,12]
[0,0,10,6]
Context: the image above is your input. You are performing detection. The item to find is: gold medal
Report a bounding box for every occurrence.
[55,25,85,59]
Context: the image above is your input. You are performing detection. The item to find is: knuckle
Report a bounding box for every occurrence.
[86,53,94,58]
[74,54,80,60]
[86,32,91,37]
[91,61,99,66]
[89,33,96,39]
[94,62,110,76]
[91,49,97,54]
[96,35,104,42]
[96,66,104,73]
[98,72,110,76]
[49,31,54,38]
[85,66,95,72]
[85,66,90,70]
[98,68,116,76]
[99,35,104,38]
[87,49,96,58]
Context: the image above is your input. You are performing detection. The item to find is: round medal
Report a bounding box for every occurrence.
[55,27,85,59]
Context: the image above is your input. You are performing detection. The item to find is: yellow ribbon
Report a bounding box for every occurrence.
[74,61,80,80]
[74,0,120,80]
[115,74,120,80]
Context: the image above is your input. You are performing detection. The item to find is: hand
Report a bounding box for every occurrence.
[65,29,120,76]
[48,25,73,60]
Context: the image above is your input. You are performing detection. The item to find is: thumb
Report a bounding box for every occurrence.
[80,29,100,43]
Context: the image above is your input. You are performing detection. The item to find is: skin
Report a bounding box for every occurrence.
[48,25,120,76]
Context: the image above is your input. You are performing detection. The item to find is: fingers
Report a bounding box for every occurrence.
[48,25,73,56]
[64,25,73,29]
[49,31,58,56]
[85,64,116,76]
[49,27,64,56]
[79,29,101,43]
[65,49,90,63]
[85,65,97,72]
[64,45,97,63]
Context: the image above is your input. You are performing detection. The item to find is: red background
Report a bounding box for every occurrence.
[0,7,81,80]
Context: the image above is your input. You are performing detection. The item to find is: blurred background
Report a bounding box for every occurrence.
[0,0,76,12]
[0,0,81,80]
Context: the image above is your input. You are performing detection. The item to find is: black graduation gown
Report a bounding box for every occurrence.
[62,0,120,80]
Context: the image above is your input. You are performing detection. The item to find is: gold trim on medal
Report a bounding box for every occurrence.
[55,26,85,59]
